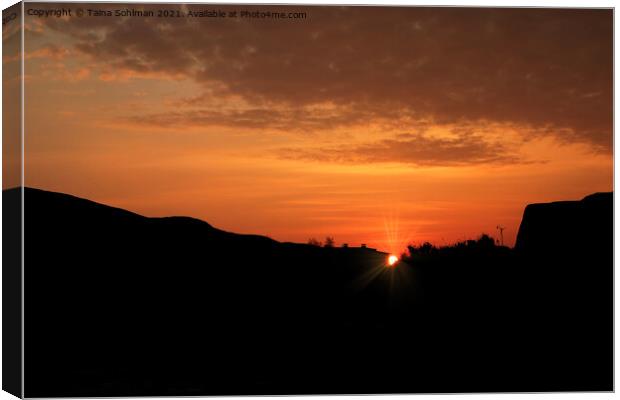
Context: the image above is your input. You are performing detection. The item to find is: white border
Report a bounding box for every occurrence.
[0,1,616,400]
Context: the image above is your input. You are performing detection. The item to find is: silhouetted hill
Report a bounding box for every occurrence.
[515,192,612,257]
[10,187,613,396]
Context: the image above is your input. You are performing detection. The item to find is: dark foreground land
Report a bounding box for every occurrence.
[6,188,613,396]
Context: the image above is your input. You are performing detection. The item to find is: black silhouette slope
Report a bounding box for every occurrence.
[516,192,613,257]
[19,187,396,396]
[12,187,613,396]
[513,191,613,391]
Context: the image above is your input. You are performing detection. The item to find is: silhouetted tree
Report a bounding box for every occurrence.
[307,238,322,247]
[406,242,436,256]
[477,233,495,249]
[405,234,502,263]
[420,242,435,254]
[324,237,335,248]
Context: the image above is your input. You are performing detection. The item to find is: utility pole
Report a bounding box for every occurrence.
[496,225,505,247]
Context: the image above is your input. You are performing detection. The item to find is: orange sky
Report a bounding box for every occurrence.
[8,5,613,252]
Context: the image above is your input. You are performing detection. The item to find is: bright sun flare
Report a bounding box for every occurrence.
[387,255,398,266]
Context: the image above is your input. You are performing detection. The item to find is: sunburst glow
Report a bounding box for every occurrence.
[387,255,399,266]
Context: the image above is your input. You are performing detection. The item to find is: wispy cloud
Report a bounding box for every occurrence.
[277,132,531,167]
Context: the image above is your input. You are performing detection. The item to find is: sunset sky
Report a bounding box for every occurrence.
[10,5,613,251]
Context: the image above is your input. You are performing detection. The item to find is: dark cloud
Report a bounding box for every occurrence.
[277,132,528,166]
[32,5,612,151]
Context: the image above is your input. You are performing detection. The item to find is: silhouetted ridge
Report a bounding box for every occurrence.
[515,191,612,256]
[21,186,146,220]
[582,191,613,203]
[17,187,282,244]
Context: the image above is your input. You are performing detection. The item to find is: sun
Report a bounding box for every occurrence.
[387,254,398,266]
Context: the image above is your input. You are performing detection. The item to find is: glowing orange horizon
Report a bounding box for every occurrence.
[7,6,611,254]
